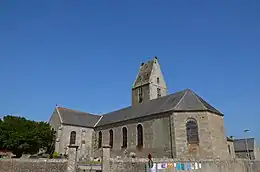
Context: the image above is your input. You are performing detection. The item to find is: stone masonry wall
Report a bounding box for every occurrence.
[236,151,255,160]
[227,140,236,158]
[94,111,232,160]
[109,158,260,172]
[149,58,168,100]
[173,111,230,160]
[49,109,63,153]
[0,159,67,172]
[255,148,260,160]
[49,109,61,132]
[173,111,214,159]
[94,112,173,158]
[132,84,150,106]
[131,58,167,106]
[59,124,95,159]
[207,112,230,159]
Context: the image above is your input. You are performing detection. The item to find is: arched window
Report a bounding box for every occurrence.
[70,131,76,145]
[109,129,113,148]
[186,119,199,144]
[98,131,102,148]
[122,127,127,148]
[137,124,143,147]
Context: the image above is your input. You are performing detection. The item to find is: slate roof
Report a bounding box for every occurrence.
[96,89,223,126]
[54,89,222,127]
[56,107,101,128]
[133,58,155,88]
[233,138,255,152]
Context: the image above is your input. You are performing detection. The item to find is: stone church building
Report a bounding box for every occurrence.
[49,57,235,160]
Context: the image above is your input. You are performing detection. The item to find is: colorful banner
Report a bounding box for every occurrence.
[157,163,167,169]
[146,161,202,171]
[187,163,191,170]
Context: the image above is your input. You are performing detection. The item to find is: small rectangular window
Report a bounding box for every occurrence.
[138,88,143,103]
[138,87,142,94]
[157,88,161,98]
[157,77,160,84]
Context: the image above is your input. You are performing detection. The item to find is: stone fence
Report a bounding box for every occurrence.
[109,158,260,172]
[1,146,260,172]
[0,158,67,172]
[75,146,260,172]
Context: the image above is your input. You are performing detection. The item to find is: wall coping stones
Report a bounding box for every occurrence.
[109,157,260,163]
[0,159,68,162]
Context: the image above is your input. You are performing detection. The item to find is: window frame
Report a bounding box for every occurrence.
[122,127,128,148]
[157,77,160,84]
[138,87,143,103]
[98,131,102,148]
[70,131,76,145]
[109,129,114,148]
[137,124,143,148]
[186,118,199,145]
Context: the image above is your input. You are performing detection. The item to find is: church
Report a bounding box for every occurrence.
[49,57,235,160]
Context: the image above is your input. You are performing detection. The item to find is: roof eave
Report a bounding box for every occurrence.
[132,83,150,89]
[96,109,174,128]
[62,122,95,129]
[173,109,224,116]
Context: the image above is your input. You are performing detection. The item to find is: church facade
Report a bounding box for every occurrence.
[49,57,235,160]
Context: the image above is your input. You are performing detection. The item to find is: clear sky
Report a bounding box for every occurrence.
[0,0,259,140]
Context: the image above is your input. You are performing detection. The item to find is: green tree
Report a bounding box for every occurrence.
[0,118,3,150]
[0,115,55,157]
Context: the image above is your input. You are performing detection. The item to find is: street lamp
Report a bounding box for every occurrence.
[244,129,252,172]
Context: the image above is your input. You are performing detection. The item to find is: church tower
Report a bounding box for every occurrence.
[132,57,168,106]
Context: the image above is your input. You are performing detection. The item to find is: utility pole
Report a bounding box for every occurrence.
[244,129,253,172]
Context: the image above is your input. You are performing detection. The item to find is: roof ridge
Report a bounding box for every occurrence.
[55,106,63,123]
[103,90,186,116]
[58,106,86,113]
[94,116,103,127]
[173,89,189,109]
[192,91,223,115]
[189,90,208,110]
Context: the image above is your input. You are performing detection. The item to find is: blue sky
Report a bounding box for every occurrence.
[0,0,259,140]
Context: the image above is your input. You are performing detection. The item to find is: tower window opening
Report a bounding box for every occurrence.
[157,77,160,84]
[138,87,143,103]
[157,88,161,98]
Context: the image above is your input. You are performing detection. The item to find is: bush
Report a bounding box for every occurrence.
[52,152,59,158]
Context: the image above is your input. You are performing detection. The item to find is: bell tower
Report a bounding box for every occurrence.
[132,57,167,106]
